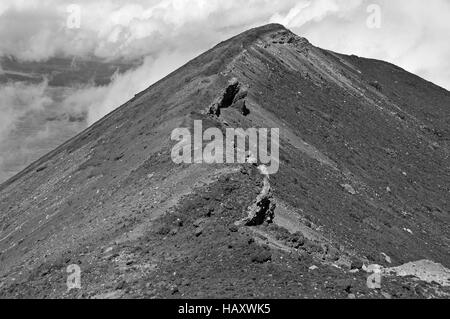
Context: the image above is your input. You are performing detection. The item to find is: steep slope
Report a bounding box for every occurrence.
[0,24,449,299]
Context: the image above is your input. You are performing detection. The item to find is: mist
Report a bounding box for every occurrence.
[0,49,198,182]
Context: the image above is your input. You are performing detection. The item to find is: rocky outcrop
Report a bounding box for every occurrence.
[237,166,275,226]
[235,100,250,116]
[384,260,450,287]
[207,78,248,116]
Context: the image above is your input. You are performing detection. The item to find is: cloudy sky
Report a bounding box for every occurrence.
[1,0,449,88]
[0,0,449,181]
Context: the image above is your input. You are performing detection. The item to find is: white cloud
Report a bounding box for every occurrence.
[0,80,51,143]
[64,50,198,125]
[271,0,363,27]
[0,0,448,89]
[275,0,450,90]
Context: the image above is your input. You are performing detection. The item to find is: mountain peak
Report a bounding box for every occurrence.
[224,23,306,47]
[0,24,449,299]
[246,23,289,34]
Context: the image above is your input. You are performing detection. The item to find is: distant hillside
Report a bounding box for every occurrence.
[0,56,140,86]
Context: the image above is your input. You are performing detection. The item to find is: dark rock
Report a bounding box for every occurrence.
[304,241,323,254]
[204,207,215,217]
[251,247,272,263]
[115,280,126,290]
[234,99,250,116]
[174,218,183,227]
[156,226,171,236]
[171,286,179,295]
[181,279,190,287]
[193,218,206,228]
[336,279,353,294]
[289,232,306,248]
[241,177,275,226]
[194,227,203,237]
[36,166,47,173]
[350,258,364,270]
[208,78,241,116]
[369,80,383,91]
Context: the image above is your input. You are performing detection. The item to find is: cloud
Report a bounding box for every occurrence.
[0,80,54,181]
[0,80,51,143]
[0,0,291,61]
[0,0,448,89]
[271,0,450,90]
[0,48,198,181]
[63,50,197,125]
[271,0,363,27]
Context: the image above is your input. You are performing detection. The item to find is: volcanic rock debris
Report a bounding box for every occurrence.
[206,78,249,117]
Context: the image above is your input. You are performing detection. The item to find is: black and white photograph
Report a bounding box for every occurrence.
[0,0,449,307]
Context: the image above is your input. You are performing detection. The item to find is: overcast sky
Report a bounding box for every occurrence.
[0,0,449,90]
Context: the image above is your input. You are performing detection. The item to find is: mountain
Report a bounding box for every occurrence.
[0,56,139,86]
[0,24,449,299]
